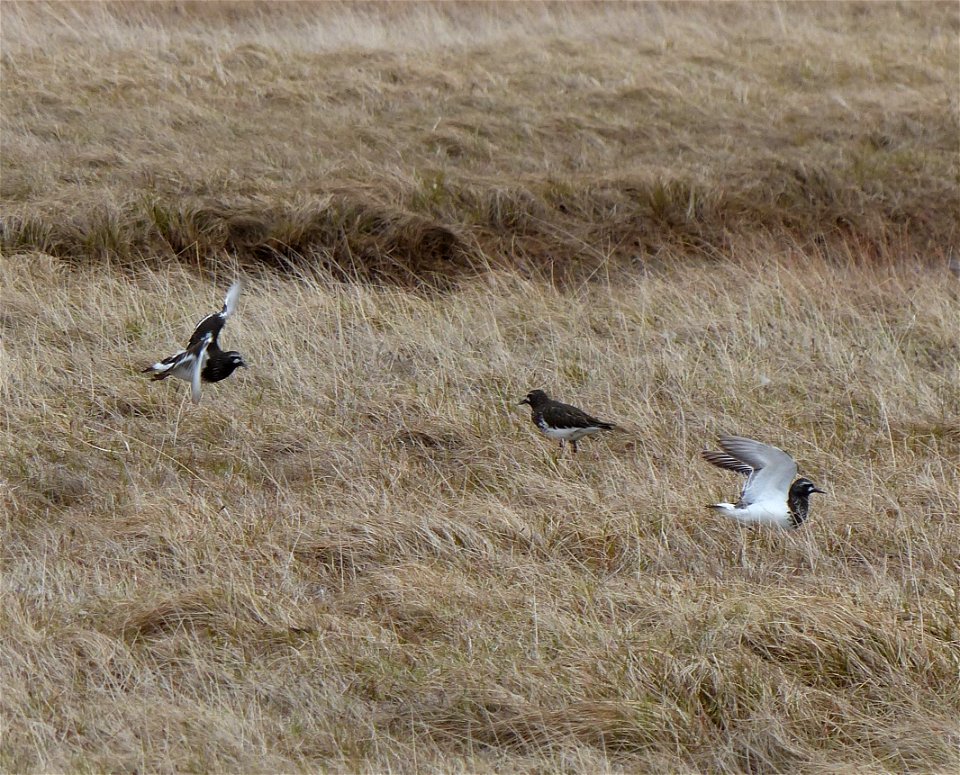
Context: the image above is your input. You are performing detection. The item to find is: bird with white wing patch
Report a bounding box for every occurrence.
[142,282,246,404]
[702,435,825,529]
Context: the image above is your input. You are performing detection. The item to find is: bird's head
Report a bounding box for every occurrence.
[791,478,825,498]
[224,351,247,373]
[519,389,548,407]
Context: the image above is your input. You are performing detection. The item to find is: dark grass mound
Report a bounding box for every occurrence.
[3,161,955,289]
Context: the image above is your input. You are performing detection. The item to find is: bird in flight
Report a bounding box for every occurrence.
[702,435,824,528]
[143,282,246,404]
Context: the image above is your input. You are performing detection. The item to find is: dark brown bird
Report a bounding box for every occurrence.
[519,389,616,454]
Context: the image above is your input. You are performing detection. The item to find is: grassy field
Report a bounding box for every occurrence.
[2,2,959,773]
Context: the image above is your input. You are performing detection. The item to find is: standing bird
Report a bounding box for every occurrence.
[518,389,616,454]
[701,435,825,529]
[143,282,246,404]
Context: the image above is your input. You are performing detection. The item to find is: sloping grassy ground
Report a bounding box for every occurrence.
[2,2,959,773]
[2,1,957,282]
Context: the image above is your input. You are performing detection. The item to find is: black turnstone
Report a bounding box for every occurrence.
[702,435,825,528]
[519,389,616,454]
[143,282,246,403]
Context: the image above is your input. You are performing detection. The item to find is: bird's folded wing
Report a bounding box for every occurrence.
[546,403,607,429]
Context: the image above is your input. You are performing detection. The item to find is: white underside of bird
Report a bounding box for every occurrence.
[703,436,805,528]
[145,347,207,379]
[536,421,605,442]
[708,500,794,528]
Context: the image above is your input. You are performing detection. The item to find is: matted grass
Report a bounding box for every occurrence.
[1,2,958,773]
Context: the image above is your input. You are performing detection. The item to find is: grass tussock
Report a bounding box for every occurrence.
[2,2,960,773]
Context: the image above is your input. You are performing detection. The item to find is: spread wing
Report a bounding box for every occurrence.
[186,282,241,350]
[700,451,754,475]
[188,332,213,404]
[221,281,242,319]
[703,436,797,506]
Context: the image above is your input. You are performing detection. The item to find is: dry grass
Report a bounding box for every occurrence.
[2,1,958,281]
[2,2,959,773]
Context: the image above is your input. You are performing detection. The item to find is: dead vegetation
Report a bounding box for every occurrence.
[2,2,959,773]
[2,1,957,285]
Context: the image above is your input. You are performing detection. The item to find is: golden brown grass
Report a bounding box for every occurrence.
[2,2,959,773]
[2,1,958,281]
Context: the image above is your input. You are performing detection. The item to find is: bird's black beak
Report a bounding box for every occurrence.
[518,398,530,406]
[812,486,826,494]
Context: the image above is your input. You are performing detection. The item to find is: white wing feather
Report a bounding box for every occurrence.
[190,333,213,404]
[222,282,242,320]
[716,436,797,506]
